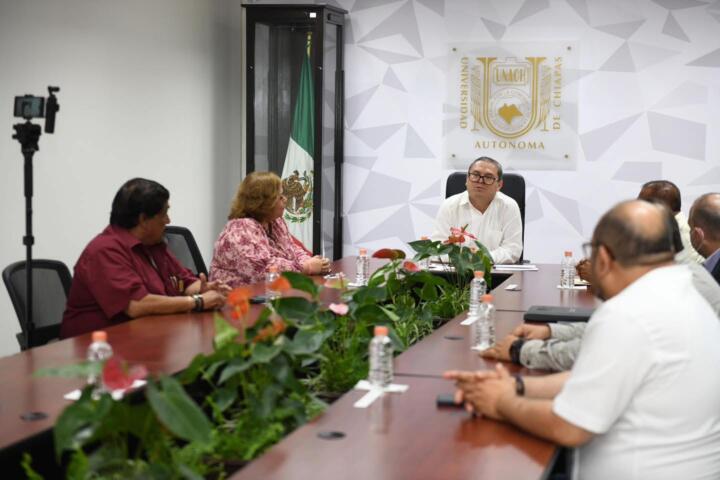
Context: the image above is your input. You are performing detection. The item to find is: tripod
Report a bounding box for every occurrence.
[11,121,42,348]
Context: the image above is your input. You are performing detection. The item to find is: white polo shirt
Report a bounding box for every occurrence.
[430,191,522,264]
[554,265,720,480]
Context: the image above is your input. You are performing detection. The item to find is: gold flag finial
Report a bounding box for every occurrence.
[306,31,312,56]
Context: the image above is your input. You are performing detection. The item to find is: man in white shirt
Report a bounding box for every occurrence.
[431,157,522,264]
[689,193,720,284]
[445,200,720,480]
[638,180,703,263]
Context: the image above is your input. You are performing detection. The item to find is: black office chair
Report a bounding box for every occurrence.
[164,225,208,277]
[445,171,526,262]
[2,259,72,350]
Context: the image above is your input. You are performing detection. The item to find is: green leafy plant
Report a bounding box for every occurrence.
[28,242,493,478]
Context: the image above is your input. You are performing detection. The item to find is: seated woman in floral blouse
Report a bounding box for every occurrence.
[209,171,330,286]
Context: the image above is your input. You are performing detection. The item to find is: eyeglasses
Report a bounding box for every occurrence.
[582,240,675,265]
[581,241,596,260]
[468,172,498,185]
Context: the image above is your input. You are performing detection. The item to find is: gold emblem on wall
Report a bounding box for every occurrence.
[470,57,552,139]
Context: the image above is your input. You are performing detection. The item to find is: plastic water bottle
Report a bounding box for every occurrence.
[87,330,113,387]
[356,247,370,286]
[369,325,393,388]
[266,265,280,300]
[560,251,576,289]
[467,270,486,318]
[472,294,496,350]
[418,236,430,270]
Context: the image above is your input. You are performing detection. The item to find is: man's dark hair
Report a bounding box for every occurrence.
[638,180,681,213]
[691,193,720,241]
[468,156,503,180]
[110,178,169,229]
[593,200,674,266]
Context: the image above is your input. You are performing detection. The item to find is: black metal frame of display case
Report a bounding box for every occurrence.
[244,4,346,258]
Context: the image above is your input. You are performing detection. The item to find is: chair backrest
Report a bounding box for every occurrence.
[445,171,526,261]
[2,259,72,350]
[164,225,208,277]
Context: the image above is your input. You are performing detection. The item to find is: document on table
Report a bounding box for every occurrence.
[493,264,539,271]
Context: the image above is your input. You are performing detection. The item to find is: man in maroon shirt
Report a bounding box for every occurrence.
[61,178,228,338]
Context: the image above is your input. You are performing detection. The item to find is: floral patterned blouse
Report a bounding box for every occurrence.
[209,217,311,287]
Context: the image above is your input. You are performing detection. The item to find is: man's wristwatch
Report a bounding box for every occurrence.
[192,294,204,312]
[514,374,525,396]
[509,338,525,365]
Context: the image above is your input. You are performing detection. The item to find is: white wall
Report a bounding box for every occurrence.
[2,0,719,356]
[0,0,245,357]
[252,0,720,264]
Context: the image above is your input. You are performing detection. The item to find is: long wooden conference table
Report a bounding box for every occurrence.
[0,259,600,478]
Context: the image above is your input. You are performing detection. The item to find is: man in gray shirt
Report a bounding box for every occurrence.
[481,206,720,371]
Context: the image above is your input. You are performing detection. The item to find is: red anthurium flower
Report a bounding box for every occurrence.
[372,248,397,259]
[403,261,420,272]
[253,316,287,343]
[445,234,464,245]
[102,356,148,392]
[270,275,291,293]
[227,287,251,319]
[228,287,251,307]
[329,303,349,315]
[450,226,477,240]
[372,248,407,260]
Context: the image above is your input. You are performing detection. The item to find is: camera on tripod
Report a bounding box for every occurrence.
[10,85,61,349]
[13,86,60,133]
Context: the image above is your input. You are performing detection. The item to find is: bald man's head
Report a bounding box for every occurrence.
[690,193,720,242]
[592,200,675,267]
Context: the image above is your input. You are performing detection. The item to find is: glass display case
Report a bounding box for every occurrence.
[244,4,346,259]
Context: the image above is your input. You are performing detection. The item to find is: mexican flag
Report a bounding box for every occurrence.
[281,33,315,250]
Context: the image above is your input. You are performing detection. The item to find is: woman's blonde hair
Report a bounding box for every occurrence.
[228,171,282,221]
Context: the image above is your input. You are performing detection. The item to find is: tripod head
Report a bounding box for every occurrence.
[12,85,60,150]
[11,122,42,155]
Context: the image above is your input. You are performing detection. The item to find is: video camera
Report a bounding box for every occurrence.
[13,86,60,133]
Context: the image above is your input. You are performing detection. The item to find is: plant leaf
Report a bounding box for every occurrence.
[146,376,212,444]
[65,449,89,479]
[251,343,282,364]
[53,387,114,459]
[282,271,319,298]
[21,453,44,480]
[178,464,205,480]
[352,286,387,305]
[285,329,330,355]
[213,312,240,349]
[211,386,238,413]
[378,305,400,322]
[218,357,255,384]
[274,297,317,322]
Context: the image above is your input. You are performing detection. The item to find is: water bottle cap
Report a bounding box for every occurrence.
[359,248,367,255]
[268,265,279,273]
[481,294,493,302]
[564,251,572,256]
[92,331,107,342]
[474,270,484,278]
[374,325,389,336]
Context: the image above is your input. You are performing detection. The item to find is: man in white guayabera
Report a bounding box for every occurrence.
[431,157,522,264]
[446,200,720,480]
